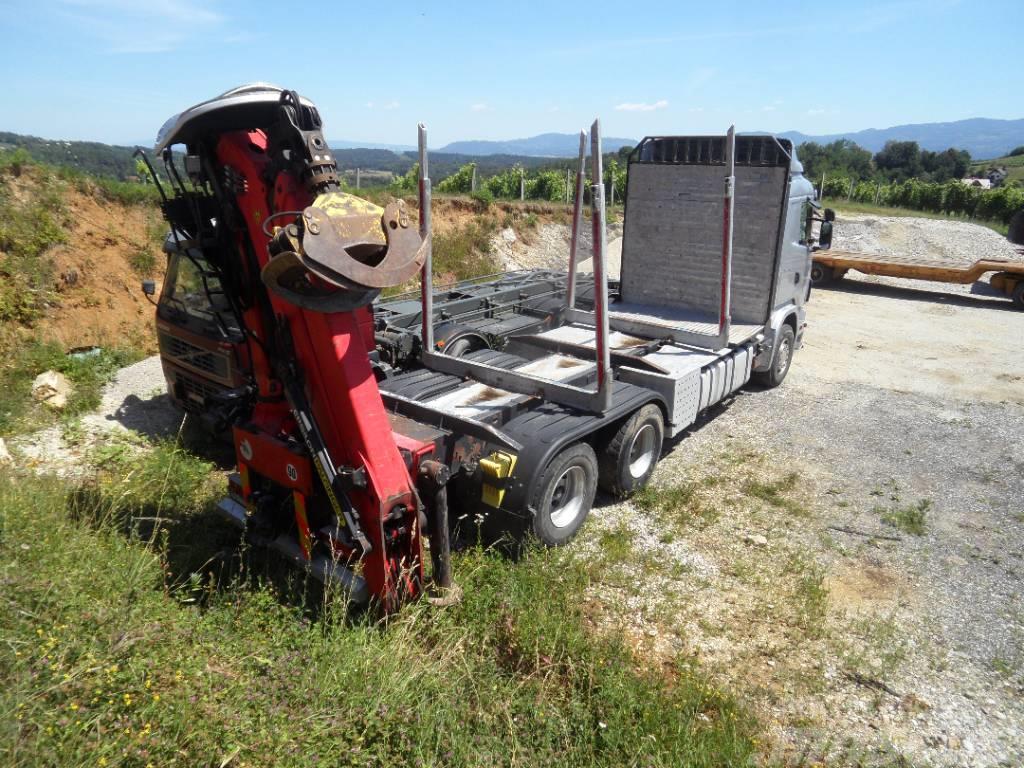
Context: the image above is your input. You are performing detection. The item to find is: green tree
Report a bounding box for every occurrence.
[874,141,923,182]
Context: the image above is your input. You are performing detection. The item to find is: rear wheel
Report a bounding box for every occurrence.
[1012,281,1024,310]
[810,261,832,286]
[530,443,598,546]
[753,324,795,388]
[598,404,664,498]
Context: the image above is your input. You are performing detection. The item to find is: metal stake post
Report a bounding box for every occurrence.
[719,125,735,346]
[356,167,361,189]
[589,120,612,411]
[418,124,434,355]
[566,131,587,309]
[520,168,525,201]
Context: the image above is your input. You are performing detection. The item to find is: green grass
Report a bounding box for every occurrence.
[741,472,806,516]
[826,198,1008,236]
[0,339,144,436]
[0,169,69,324]
[632,480,717,529]
[877,499,930,536]
[431,217,500,282]
[0,448,758,767]
[783,553,828,637]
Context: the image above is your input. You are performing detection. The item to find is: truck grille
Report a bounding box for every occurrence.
[176,372,226,406]
[159,332,231,381]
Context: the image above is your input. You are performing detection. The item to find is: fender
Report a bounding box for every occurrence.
[753,302,805,371]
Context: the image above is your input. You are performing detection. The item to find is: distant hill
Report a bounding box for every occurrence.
[776,118,1024,161]
[438,132,636,157]
[0,131,140,179]
[0,130,574,183]
[329,139,417,152]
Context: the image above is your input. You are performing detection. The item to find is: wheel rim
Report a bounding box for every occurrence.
[627,423,657,479]
[549,465,587,528]
[810,265,824,283]
[775,337,792,376]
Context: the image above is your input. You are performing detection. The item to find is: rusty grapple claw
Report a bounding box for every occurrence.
[261,193,428,312]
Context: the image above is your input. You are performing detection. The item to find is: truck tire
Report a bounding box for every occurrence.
[598,404,664,498]
[810,261,832,286]
[1012,281,1024,310]
[530,442,598,546]
[753,324,795,389]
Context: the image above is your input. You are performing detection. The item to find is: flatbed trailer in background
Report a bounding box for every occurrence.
[811,249,1024,308]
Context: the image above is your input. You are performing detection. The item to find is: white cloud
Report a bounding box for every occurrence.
[761,105,776,112]
[614,99,669,112]
[58,0,229,53]
[382,101,400,110]
[806,108,826,116]
[470,103,492,112]
[687,107,704,113]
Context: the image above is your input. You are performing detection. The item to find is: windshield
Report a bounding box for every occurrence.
[160,248,242,338]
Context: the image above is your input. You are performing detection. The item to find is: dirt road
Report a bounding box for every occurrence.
[802,277,1023,404]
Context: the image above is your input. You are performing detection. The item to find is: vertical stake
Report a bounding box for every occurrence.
[418,124,434,355]
[590,119,611,411]
[719,126,735,347]
[567,131,587,309]
[356,167,361,189]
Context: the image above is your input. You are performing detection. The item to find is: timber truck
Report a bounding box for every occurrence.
[143,84,817,609]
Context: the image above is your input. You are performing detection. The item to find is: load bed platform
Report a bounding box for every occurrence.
[814,250,1024,284]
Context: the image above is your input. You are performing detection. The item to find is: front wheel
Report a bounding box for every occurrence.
[753,324,795,388]
[530,442,598,546]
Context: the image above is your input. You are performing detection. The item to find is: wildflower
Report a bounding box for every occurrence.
[152,693,161,702]
[70,703,80,711]
[123,693,133,706]
[99,758,108,767]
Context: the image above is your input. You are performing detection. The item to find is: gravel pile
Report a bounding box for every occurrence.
[833,214,1020,264]
[491,219,623,272]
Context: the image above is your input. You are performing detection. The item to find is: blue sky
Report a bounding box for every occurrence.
[0,0,1020,147]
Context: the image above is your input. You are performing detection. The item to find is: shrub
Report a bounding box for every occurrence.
[469,188,493,210]
[436,163,476,194]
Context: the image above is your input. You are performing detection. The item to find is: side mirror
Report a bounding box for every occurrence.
[818,220,834,250]
[141,279,156,296]
[823,208,835,222]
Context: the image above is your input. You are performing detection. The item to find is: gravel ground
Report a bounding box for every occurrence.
[11,356,183,475]
[576,219,1024,765]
